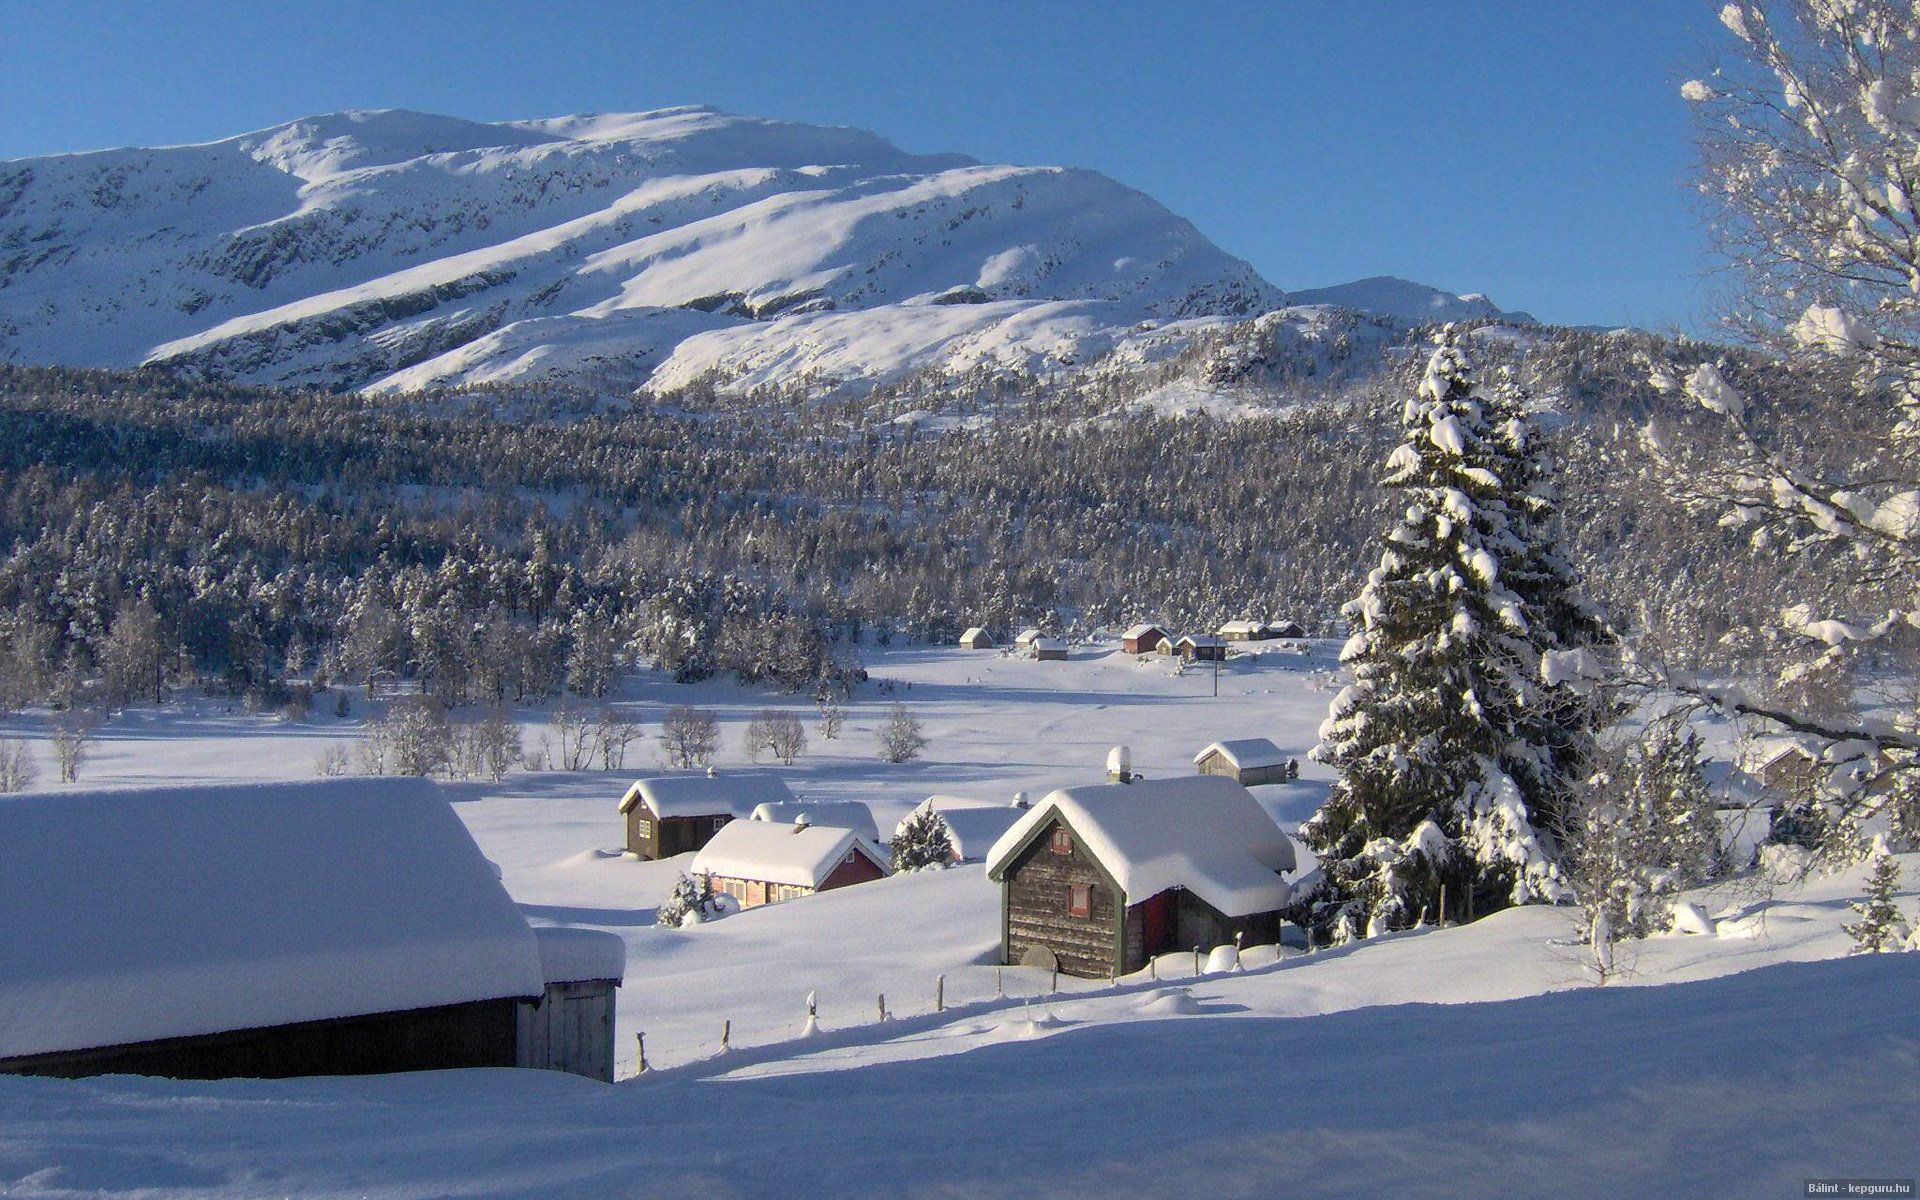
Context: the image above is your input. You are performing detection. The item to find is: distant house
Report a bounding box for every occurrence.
[1265,620,1306,639]
[1742,737,1896,800]
[692,819,889,908]
[906,794,1031,862]
[1033,637,1069,661]
[959,627,995,649]
[1194,738,1292,786]
[749,800,880,844]
[1216,619,1268,641]
[618,771,794,860]
[0,778,623,1082]
[1014,628,1044,649]
[1122,624,1169,655]
[985,776,1297,978]
[1174,634,1228,662]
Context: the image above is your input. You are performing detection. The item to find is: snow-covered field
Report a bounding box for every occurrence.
[1,641,1915,1197]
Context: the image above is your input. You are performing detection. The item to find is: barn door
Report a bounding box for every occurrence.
[1140,891,1174,958]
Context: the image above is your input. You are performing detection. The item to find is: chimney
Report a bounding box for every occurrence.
[1011,791,1029,809]
[1106,745,1132,784]
[792,814,811,833]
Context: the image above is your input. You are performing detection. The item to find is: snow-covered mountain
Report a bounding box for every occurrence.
[1286,275,1536,327]
[0,107,1289,393]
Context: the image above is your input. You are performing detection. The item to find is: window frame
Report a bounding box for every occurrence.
[1067,883,1091,918]
[1050,827,1073,855]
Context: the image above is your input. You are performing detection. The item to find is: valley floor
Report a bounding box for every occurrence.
[0,641,1914,1197]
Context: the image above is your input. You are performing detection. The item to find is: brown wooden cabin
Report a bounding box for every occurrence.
[1174,634,1228,662]
[1032,637,1069,661]
[618,772,795,859]
[1122,624,1169,655]
[1266,620,1306,639]
[959,627,995,649]
[1216,620,1268,641]
[1193,738,1292,787]
[985,776,1296,978]
[692,818,889,909]
[0,779,624,1082]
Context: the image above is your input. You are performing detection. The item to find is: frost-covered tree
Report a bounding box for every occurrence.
[1301,331,1606,942]
[0,738,37,792]
[876,702,929,764]
[1843,837,1909,953]
[660,705,720,770]
[657,872,725,928]
[891,808,956,871]
[1657,2,1920,832]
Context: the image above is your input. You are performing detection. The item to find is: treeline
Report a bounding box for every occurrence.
[0,323,1863,716]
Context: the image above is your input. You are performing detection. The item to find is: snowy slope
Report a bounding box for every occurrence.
[1288,274,1537,326]
[0,107,1282,392]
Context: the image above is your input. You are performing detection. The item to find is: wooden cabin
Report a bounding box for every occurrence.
[749,799,880,844]
[1122,624,1169,655]
[1014,628,1044,649]
[1032,636,1069,661]
[692,819,888,908]
[985,775,1297,978]
[618,771,794,860]
[1266,620,1306,639]
[1744,737,1898,800]
[0,778,623,1082]
[904,794,1031,863]
[959,627,995,649]
[1216,619,1268,642]
[1194,738,1292,787]
[1174,634,1228,662]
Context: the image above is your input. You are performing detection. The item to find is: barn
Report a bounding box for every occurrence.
[1121,624,1169,654]
[985,775,1297,978]
[959,627,995,649]
[618,771,794,859]
[904,794,1031,862]
[692,819,889,908]
[0,778,623,1082]
[749,799,880,844]
[1193,738,1292,786]
[1174,634,1228,662]
[1033,636,1069,661]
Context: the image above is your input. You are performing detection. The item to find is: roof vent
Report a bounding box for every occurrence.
[792,815,811,833]
[705,765,717,777]
[1011,790,1029,809]
[1107,745,1132,783]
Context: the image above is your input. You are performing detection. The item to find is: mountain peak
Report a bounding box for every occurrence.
[1286,275,1536,326]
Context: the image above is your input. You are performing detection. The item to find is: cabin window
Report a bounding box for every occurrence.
[1068,884,1091,918]
[634,819,652,839]
[1050,828,1073,854]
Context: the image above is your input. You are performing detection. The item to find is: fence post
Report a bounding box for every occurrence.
[1050,967,1058,994]
[996,967,1004,998]
[721,1019,730,1052]
[1149,955,1157,980]
[634,1031,648,1074]
[1234,931,1244,971]
[936,974,945,1013]
[877,993,888,1022]
[1193,945,1202,976]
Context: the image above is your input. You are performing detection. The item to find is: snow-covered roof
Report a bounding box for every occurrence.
[1177,634,1225,648]
[1217,620,1263,636]
[910,795,1029,859]
[692,819,888,889]
[1122,623,1167,640]
[0,778,546,1061]
[1014,628,1043,644]
[985,776,1296,918]
[1194,738,1289,771]
[749,800,880,844]
[960,626,990,641]
[1739,736,1817,775]
[1033,637,1068,651]
[618,771,795,818]
[531,926,626,985]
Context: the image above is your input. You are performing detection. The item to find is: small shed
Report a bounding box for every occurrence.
[0,778,623,1082]
[1033,637,1069,661]
[618,771,794,860]
[985,776,1297,978]
[1175,634,1228,662]
[1194,738,1292,786]
[1122,624,1169,655]
[959,627,995,649]
[692,820,889,909]
[906,795,1031,862]
[749,799,880,844]
[1217,620,1268,641]
[1014,628,1044,648]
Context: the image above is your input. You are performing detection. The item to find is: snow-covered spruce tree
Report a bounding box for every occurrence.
[1300,330,1608,942]
[1843,837,1909,953]
[890,808,956,872]
[657,872,724,929]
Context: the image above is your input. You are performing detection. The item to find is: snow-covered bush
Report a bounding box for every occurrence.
[876,702,929,764]
[657,873,728,928]
[0,738,36,793]
[891,808,956,872]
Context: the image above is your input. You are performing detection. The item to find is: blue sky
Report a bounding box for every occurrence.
[0,2,1721,330]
